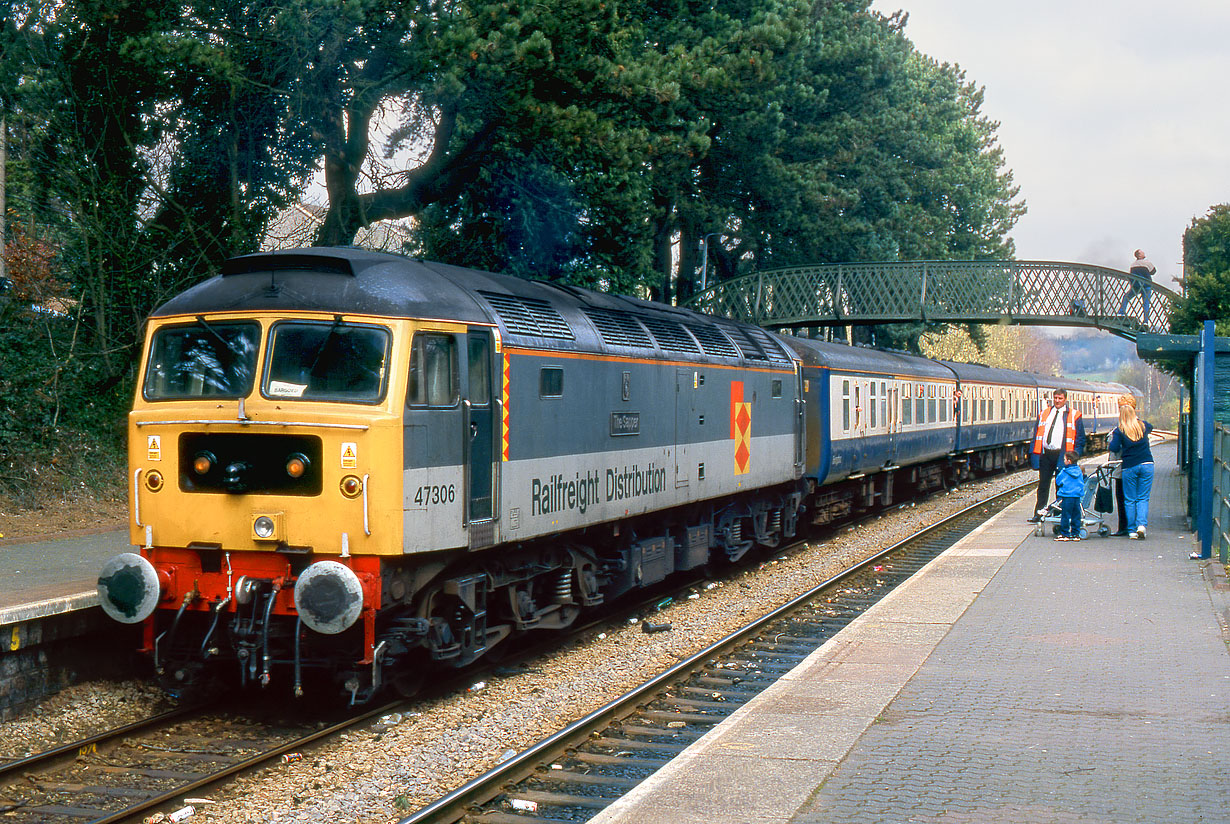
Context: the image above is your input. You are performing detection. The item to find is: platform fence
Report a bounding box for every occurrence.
[1214,424,1230,565]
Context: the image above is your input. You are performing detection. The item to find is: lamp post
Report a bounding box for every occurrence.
[700,232,722,292]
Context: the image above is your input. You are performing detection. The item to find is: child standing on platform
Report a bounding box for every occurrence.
[1055,451,1085,541]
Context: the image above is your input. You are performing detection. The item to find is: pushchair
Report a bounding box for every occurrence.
[1033,461,1118,539]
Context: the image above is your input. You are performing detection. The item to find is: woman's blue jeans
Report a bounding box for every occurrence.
[1121,462,1155,532]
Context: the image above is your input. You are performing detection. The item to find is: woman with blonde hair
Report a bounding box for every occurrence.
[1108,395,1154,539]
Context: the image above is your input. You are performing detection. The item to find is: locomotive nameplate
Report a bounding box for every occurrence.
[610,412,640,437]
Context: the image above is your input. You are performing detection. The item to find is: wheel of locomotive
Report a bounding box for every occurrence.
[390,669,425,698]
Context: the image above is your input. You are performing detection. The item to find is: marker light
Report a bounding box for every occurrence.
[144,470,164,492]
[340,475,363,498]
[193,451,216,475]
[286,453,309,479]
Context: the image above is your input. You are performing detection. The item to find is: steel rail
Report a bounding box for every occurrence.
[0,704,205,783]
[92,698,408,824]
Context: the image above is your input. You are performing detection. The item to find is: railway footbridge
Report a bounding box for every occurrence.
[684,260,1177,340]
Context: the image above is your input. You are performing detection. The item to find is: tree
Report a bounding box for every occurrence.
[920,324,1060,375]
[1171,203,1230,336]
[645,3,1024,352]
[294,0,690,291]
[7,0,328,382]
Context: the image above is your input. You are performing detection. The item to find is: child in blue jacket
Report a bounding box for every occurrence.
[1054,451,1085,541]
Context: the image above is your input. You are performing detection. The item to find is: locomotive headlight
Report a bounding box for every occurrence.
[144,470,164,492]
[285,453,310,479]
[294,560,364,634]
[251,513,283,541]
[192,450,217,476]
[340,475,363,498]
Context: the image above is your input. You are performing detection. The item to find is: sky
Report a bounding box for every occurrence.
[871,0,1230,294]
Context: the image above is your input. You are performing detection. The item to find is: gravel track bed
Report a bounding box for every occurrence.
[2,472,1030,823]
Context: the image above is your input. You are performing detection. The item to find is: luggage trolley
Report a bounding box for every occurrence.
[1034,461,1118,538]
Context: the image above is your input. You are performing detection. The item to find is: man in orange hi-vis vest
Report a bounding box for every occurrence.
[1029,388,1087,522]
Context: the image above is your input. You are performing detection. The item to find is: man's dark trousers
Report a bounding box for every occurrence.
[1034,448,1063,515]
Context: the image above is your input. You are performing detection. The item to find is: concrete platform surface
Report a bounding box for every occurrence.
[0,529,129,623]
[593,440,1230,824]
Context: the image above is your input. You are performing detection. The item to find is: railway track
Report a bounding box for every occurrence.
[0,699,403,824]
[398,481,1032,824]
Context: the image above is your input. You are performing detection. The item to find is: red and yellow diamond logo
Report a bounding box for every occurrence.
[731,381,751,475]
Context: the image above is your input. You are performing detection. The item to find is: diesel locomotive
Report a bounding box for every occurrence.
[96,248,1131,702]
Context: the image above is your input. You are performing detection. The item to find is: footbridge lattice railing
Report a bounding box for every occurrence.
[684,260,1177,340]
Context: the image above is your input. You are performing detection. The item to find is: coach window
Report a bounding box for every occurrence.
[772,379,783,399]
[869,381,878,428]
[902,383,913,425]
[842,380,851,430]
[539,367,564,398]
[407,333,458,406]
[940,386,948,423]
[927,385,936,423]
[915,386,925,424]
[880,381,888,428]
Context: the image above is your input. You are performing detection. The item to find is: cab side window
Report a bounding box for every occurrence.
[408,334,458,406]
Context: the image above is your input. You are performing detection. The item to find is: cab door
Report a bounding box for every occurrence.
[404,330,467,550]
[465,329,496,536]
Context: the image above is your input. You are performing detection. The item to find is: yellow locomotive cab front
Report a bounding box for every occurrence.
[126,312,407,557]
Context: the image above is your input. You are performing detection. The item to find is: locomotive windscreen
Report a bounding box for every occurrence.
[143,320,260,400]
[265,320,390,403]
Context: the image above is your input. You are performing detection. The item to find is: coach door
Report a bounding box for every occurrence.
[886,381,900,466]
[465,329,497,539]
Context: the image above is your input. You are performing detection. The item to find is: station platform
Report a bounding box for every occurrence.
[0,528,127,623]
[593,440,1230,824]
